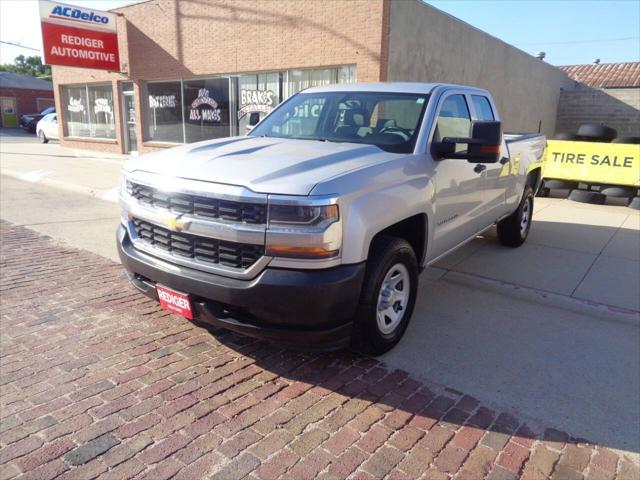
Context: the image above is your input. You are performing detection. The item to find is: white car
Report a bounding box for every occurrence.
[36,113,59,143]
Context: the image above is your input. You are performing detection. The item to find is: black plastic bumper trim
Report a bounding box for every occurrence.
[117,225,365,350]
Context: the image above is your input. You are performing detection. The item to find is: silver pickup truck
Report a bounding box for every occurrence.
[117,83,546,354]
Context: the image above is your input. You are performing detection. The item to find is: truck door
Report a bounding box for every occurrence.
[428,93,487,259]
[469,94,509,221]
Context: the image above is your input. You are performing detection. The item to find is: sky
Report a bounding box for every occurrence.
[1,0,639,66]
[426,0,640,65]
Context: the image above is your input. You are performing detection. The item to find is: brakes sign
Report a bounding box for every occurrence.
[39,0,120,71]
[156,285,193,319]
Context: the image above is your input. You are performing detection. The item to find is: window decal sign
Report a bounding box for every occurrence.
[94,98,112,114]
[189,89,222,123]
[149,95,176,109]
[238,89,275,119]
[67,96,84,112]
[39,0,120,71]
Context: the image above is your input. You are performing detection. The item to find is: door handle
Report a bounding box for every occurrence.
[500,157,510,165]
[474,164,487,174]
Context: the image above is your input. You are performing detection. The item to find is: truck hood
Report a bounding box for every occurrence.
[125,136,395,195]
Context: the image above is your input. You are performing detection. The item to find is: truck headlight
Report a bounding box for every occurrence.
[266,199,341,260]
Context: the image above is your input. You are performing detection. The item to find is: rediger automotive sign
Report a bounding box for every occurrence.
[39,0,120,71]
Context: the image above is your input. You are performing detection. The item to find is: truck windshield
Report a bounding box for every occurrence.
[250,91,429,153]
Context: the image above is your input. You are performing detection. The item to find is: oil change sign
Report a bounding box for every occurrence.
[39,0,119,71]
[544,140,640,187]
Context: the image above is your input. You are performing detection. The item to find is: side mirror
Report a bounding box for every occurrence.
[244,112,260,133]
[433,121,502,163]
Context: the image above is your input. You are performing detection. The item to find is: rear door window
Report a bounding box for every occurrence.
[434,94,471,152]
[471,95,495,121]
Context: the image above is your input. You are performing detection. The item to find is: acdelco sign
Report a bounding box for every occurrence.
[39,0,119,71]
[50,5,110,25]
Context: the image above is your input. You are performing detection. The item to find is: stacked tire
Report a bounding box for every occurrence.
[543,124,640,208]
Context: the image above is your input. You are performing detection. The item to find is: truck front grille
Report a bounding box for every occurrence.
[126,181,267,224]
[132,218,264,269]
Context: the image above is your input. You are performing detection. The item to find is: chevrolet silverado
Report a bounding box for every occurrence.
[117,83,545,354]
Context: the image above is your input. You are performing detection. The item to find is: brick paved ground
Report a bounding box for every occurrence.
[0,220,638,480]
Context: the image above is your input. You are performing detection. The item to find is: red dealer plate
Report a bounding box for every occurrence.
[156,285,193,319]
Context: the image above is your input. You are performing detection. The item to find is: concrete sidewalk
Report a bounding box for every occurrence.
[434,198,640,312]
[0,128,125,202]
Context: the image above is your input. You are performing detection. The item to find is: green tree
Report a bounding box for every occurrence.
[0,55,52,80]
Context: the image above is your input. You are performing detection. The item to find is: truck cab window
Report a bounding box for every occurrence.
[471,95,495,120]
[434,94,471,152]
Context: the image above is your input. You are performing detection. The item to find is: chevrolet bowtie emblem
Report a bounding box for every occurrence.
[163,215,188,232]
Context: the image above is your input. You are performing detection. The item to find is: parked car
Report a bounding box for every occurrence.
[20,106,55,133]
[36,113,59,143]
[117,83,546,354]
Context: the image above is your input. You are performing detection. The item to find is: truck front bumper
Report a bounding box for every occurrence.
[117,225,365,351]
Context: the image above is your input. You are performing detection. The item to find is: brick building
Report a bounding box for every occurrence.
[51,0,567,154]
[0,72,54,128]
[556,62,640,137]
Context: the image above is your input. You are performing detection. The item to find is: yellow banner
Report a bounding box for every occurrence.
[543,140,640,187]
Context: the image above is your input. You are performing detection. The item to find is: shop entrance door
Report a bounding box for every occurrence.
[1,97,17,128]
[121,83,137,153]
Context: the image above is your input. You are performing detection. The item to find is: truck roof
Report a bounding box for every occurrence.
[302,82,489,95]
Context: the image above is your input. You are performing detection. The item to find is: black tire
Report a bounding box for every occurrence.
[536,186,550,197]
[352,236,418,355]
[628,197,640,210]
[38,130,48,144]
[612,136,640,145]
[599,185,636,198]
[553,133,581,141]
[577,123,617,142]
[569,189,606,205]
[497,186,534,247]
[544,179,578,190]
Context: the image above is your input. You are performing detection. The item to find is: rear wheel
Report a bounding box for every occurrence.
[38,130,48,143]
[353,236,418,355]
[497,186,533,247]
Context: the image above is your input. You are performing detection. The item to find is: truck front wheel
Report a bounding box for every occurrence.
[353,236,418,355]
[497,186,534,247]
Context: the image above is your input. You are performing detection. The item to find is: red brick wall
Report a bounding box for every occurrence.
[0,88,54,124]
[52,0,388,153]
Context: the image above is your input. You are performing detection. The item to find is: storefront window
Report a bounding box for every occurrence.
[62,84,115,139]
[87,85,116,139]
[139,66,355,145]
[146,81,184,143]
[63,85,89,137]
[237,72,280,133]
[183,78,230,143]
[283,65,356,97]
